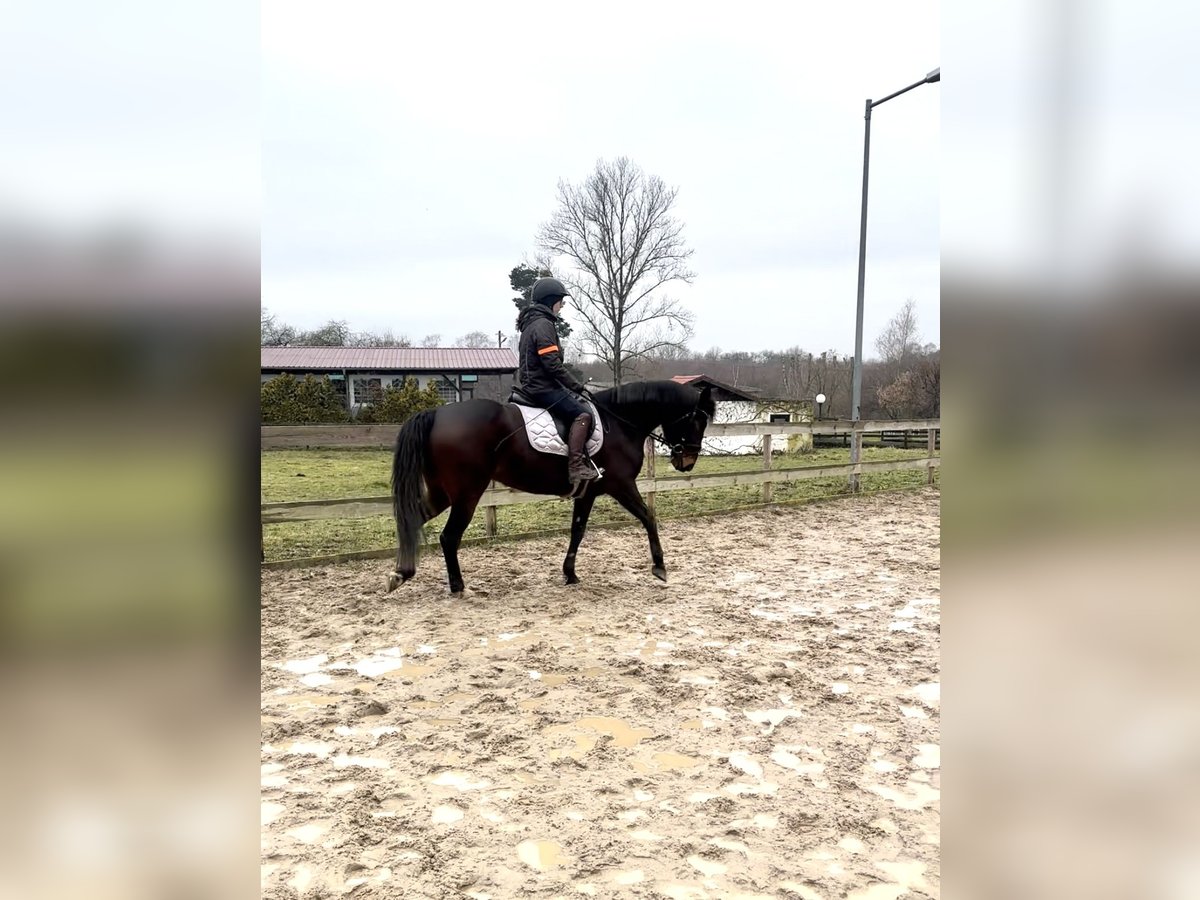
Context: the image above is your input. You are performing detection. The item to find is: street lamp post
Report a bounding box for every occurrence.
[849,66,940,491]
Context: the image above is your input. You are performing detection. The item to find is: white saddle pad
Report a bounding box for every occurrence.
[515,399,603,457]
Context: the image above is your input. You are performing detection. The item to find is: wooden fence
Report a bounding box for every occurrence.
[261,419,940,450]
[261,420,940,564]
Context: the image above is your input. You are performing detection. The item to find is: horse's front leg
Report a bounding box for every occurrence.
[609,483,667,582]
[563,493,597,585]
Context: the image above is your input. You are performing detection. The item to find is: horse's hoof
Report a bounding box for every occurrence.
[652,566,668,582]
[564,574,579,585]
[449,582,465,595]
[386,572,402,593]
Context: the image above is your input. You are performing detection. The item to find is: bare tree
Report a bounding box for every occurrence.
[455,330,493,348]
[261,309,296,347]
[420,334,442,348]
[874,297,922,364]
[537,157,695,385]
[350,328,411,347]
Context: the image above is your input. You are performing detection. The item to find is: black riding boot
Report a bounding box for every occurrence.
[567,414,598,486]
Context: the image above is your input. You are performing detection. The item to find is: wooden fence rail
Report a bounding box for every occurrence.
[261,419,941,450]
[261,457,941,524]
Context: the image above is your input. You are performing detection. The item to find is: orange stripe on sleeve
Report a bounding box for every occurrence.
[537,345,560,355]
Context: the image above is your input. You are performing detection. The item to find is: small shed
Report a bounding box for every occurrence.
[670,374,808,455]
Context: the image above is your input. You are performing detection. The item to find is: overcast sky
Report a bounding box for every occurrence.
[263,1,939,357]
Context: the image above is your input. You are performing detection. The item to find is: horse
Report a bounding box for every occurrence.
[385,380,716,594]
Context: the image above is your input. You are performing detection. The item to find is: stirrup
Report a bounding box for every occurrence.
[564,460,603,499]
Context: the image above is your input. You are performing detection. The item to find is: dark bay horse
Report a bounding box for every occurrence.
[385,380,715,594]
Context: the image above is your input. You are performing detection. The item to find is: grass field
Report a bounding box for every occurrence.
[261,445,939,562]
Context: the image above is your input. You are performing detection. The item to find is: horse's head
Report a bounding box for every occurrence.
[664,385,715,472]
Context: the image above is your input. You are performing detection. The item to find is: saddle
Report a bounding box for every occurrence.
[508,387,604,458]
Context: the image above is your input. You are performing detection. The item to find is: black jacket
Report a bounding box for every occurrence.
[516,305,585,396]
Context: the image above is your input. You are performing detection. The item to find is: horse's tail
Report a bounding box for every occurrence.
[388,408,438,589]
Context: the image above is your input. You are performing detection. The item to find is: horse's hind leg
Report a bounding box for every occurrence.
[440,493,482,594]
[387,488,448,592]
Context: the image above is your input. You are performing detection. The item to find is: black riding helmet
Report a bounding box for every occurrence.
[531,277,570,306]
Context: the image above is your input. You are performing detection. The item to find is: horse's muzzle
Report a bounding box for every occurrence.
[672,453,698,472]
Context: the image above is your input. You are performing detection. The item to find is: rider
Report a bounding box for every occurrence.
[516,277,599,489]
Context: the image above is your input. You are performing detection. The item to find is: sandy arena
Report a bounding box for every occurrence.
[261,488,940,899]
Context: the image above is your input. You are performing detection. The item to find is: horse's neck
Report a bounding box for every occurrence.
[610,398,685,436]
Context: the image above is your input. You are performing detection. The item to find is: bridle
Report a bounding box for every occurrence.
[602,402,709,458]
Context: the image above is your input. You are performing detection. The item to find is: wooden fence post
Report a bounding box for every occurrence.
[927,428,937,485]
[762,433,773,504]
[484,480,498,537]
[644,436,656,517]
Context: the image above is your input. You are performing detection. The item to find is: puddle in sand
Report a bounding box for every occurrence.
[867,781,940,810]
[518,698,545,711]
[282,655,327,675]
[527,671,570,686]
[516,839,564,871]
[913,682,940,707]
[610,868,645,885]
[877,860,932,893]
[426,718,460,727]
[650,751,702,771]
[728,752,764,779]
[431,805,464,824]
[839,836,866,854]
[913,744,940,768]
[687,855,728,877]
[427,771,492,791]
[637,639,675,659]
[288,864,317,893]
[680,718,703,731]
[544,728,598,762]
[261,801,286,825]
[745,708,802,732]
[548,717,653,748]
[770,748,824,776]
[286,821,332,844]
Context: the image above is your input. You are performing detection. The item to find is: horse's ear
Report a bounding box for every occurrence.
[699,385,712,404]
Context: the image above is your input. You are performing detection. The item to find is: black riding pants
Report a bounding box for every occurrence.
[524,387,589,431]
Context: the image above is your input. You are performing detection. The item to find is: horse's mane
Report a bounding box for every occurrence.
[594,380,714,417]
